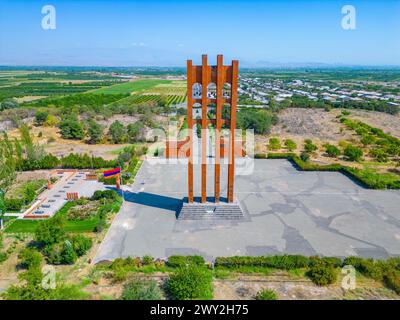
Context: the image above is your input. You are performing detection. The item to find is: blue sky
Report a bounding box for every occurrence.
[0,0,399,66]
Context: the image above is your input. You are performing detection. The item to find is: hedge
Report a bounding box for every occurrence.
[167,255,205,268]
[214,255,310,270]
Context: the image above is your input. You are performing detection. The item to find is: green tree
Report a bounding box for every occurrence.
[18,248,43,270]
[35,215,65,247]
[127,122,144,143]
[87,120,103,144]
[35,111,49,126]
[59,119,84,140]
[109,120,127,144]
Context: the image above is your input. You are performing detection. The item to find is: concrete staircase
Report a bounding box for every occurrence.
[178,203,245,220]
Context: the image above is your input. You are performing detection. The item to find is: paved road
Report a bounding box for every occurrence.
[94,159,400,262]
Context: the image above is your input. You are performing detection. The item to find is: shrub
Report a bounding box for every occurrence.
[300,152,310,162]
[307,264,337,286]
[35,216,65,246]
[91,190,118,201]
[344,144,363,161]
[361,135,375,146]
[167,265,213,300]
[4,198,24,211]
[309,256,343,268]
[142,255,154,265]
[383,270,400,294]
[109,120,127,144]
[268,138,281,151]
[87,120,103,144]
[59,119,84,140]
[35,111,49,126]
[60,241,78,265]
[18,248,43,269]
[120,279,163,300]
[0,252,7,263]
[343,256,382,280]
[214,255,309,270]
[255,289,278,300]
[369,148,389,162]
[325,144,340,158]
[304,139,317,153]
[284,139,297,151]
[254,153,267,159]
[61,153,117,169]
[69,235,92,256]
[167,255,205,268]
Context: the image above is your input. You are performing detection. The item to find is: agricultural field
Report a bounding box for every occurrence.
[112,93,186,107]
[91,79,174,94]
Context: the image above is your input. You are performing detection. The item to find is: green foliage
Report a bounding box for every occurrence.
[325,144,340,157]
[304,139,317,153]
[284,139,297,151]
[28,93,128,109]
[384,270,400,294]
[109,120,127,144]
[91,190,119,201]
[2,264,87,300]
[236,109,275,134]
[4,198,24,211]
[343,256,382,280]
[307,264,337,286]
[268,137,281,151]
[0,98,19,111]
[19,154,60,171]
[35,110,49,126]
[59,118,84,140]
[87,120,103,144]
[69,234,92,256]
[255,289,278,300]
[61,153,117,169]
[35,215,65,247]
[300,151,310,162]
[127,122,144,142]
[139,255,153,266]
[18,248,43,269]
[121,279,163,300]
[215,255,310,270]
[369,148,389,162]
[60,241,78,264]
[360,135,376,146]
[167,255,206,268]
[344,144,363,161]
[167,265,213,300]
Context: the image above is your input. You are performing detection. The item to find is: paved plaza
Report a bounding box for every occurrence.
[94,159,400,262]
[21,171,105,219]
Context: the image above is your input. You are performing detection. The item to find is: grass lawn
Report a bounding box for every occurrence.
[4,197,122,234]
[91,79,172,94]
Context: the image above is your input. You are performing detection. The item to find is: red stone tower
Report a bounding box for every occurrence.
[186,54,239,203]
